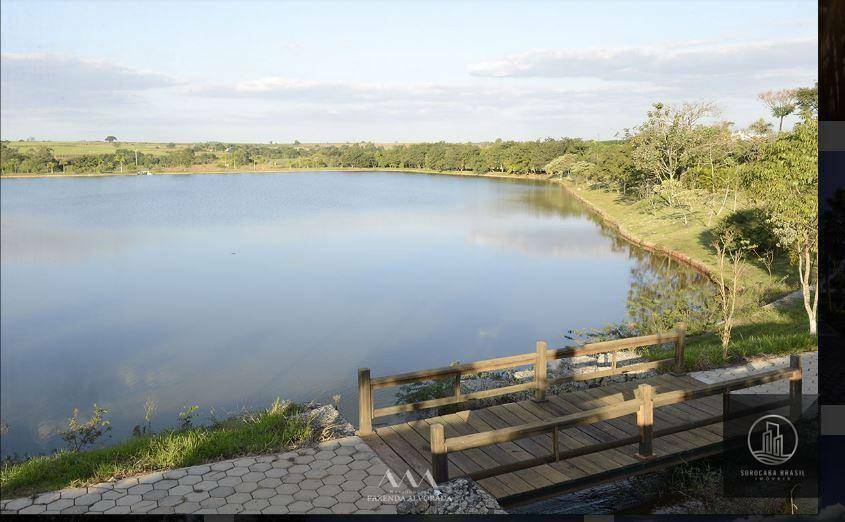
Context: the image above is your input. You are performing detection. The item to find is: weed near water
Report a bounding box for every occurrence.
[0,399,312,499]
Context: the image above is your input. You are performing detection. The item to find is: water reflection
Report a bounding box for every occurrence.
[0,171,710,457]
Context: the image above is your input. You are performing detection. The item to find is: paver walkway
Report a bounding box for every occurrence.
[0,436,402,515]
[690,351,818,395]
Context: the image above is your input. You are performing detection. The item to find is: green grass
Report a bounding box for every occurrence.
[643,300,817,371]
[561,180,795,304]
[0,399,312,499]
[5,141,191,158]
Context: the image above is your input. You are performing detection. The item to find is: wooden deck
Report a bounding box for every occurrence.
[361,373,780,506]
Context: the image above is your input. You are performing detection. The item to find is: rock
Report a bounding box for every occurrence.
[300,404,355,440]
[396,478,506,515]
[513,370,534,381]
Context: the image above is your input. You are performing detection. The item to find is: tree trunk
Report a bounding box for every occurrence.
[799,247,819,335]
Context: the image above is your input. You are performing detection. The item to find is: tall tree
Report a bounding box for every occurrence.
[754,116,819,334]
[629,102,716,205]
[757,89,798,132]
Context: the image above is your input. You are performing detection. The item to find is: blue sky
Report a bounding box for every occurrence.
[1,1,817,142]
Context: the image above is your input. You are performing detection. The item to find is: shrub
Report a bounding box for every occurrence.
[713,208,781,254]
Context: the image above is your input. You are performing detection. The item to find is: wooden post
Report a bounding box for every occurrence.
[611,351,618,375]
[789,354,803,421]
[453,368,462,398]
[722,390,731,420]
[357,368,373,435]
[430,423,448,484]
[636,383,654,459]
[673,322,686,374]
[551,427,559,461]
[533,341,548,402]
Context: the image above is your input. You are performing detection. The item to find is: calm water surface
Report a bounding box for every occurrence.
[0,171,704,457]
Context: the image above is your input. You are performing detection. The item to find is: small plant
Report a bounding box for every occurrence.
[59,405,111,452]
[133,398,158,437]
[758,249,775,277]
[178,404,200,430]
[713,231,751,360]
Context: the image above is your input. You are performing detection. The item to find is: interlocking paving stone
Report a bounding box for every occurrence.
[234,481,259,493]
[333,502,357,514]
[116,495,142,506]
[313,495,339,508]
[243,499,271,512]
[34,491,62,505]
[142,489,168,501]
[153,479,178,490]
[194,480,218,491]
[253,488,277,499]
[168,484,194,496]
[294,490,320,501]
[74,492,102,506]
[128,484,153,495]
[89,499,116,512]
[340,480,366,492]
[275,483,299,495]
[269,494,295,506]
[174,501,201,513]
[114,477,139,489]
[249,462,272,472]
[227,466,250,477]
[199,497,227,509]
[336,490,361,503]
[288,500,315,512]
[345,469,368,481]
[2,436,401,515]
[258,477,282,488]
[163,469,188,480]
[47,499,74,511]
[158,495,185,507]
[211,461,234,471]
[322,474,347,485]
[184,491,210,502]
[282,473,306,484]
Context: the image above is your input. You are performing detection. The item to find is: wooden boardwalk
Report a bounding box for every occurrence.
[362,374,724,505]
[355,328,803,506]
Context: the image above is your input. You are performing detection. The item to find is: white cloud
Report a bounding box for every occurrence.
[0,39,817,142]
[467,38,816,81]
[0,52,180,112]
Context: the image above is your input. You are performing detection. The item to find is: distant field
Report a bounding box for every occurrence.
[4,141,193,158]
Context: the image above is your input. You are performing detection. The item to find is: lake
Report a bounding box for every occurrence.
[0,171,706,457]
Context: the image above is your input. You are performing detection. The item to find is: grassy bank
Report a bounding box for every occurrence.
[556,179,816,370]
[0,400,312,499]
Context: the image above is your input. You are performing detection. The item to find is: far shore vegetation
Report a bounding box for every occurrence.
[0,84,820,499]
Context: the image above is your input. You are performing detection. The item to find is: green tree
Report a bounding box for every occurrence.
[544,154,577,178]
[794,83,818,117]
[758,89,798,132]
[105,136,117,143]
[629,102,717,205]
[754,116,819,334]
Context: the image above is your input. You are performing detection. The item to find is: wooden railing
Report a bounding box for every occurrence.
[356,323,687,435]
[428,354,803,483]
